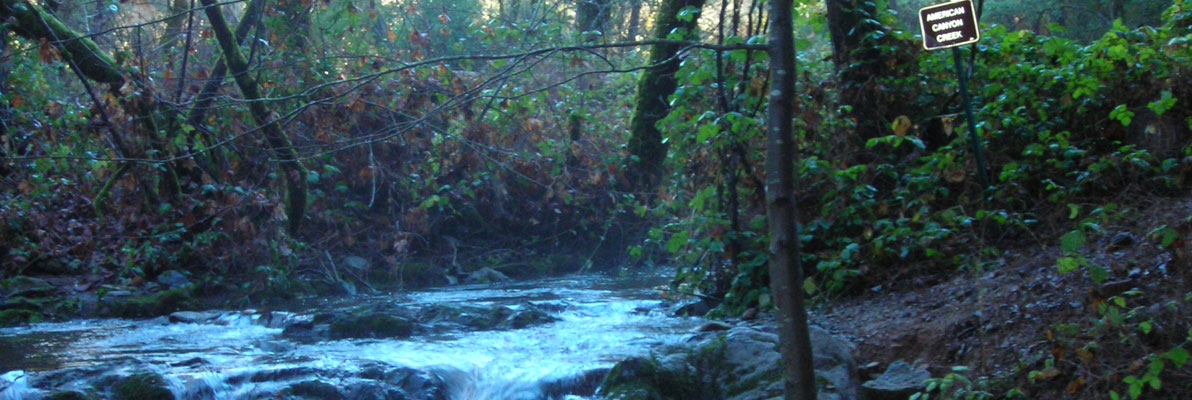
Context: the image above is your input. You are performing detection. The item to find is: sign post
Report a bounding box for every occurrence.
[919,0,990,188]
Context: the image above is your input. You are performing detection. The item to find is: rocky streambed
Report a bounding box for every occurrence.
[1,271,883,400]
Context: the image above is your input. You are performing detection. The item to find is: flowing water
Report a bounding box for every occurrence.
[0,270,700,400]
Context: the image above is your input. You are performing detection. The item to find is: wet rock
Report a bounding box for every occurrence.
[255,310,301,329]
[418,303,559,332]
[861,360,930,400]
[154,270,189,289]
[43,391,95,400]
[540,368,610,399]
[695,321,733,332]
[103,287,195,319]
[464,267,511,284]
[671,299,713,317]
[329,311,416,339]
[167,311,215,324]
[1,276,57,298]
[740,307,759,321]
[111,372,175,400]
[284,380,345,400]
[281,318,317,337]
[599,325,860,400]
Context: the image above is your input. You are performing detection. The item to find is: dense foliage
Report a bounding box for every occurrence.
[2,0,1191,397]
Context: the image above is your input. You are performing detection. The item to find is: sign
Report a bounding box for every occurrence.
[918,0,980,50]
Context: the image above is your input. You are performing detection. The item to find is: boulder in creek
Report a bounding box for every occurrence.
[110,372,176,400]
[329,311,417,339]
[167,311,217,324]
[418,302,559,331]
[598,325,861,400]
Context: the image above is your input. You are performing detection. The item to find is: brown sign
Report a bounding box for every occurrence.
[919,0,980,50]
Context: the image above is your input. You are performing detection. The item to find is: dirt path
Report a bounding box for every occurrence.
[814,195,1190,387]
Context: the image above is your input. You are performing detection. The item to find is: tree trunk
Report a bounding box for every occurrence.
[278,0,313,86]
[201,0,309,235]
[1112,0,1126,23]
[626,0,642,41]
[766,0,818,399]
[161,0,189,50]
[576,0,612,42]
[186,0,264,175]
[0,0,122,84]
[624,0,706,192]
[0,27,8,177]
[826,0,886,142]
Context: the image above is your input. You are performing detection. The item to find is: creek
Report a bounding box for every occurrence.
[0,270,701,400]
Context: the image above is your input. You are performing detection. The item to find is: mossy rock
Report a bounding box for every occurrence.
[598,357,701,400]
[43,391,95,400]
[0,276,56,297]
[328,312,415,339]
[105,286,196,319]
[0,308,42,327]
[1,295,53,311]
[111,372,175,400]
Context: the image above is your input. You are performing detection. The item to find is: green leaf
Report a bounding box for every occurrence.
[1163,347,1189,368]
[1057,257,1079,274]
[1148,91,1177,115]
[1110,104,1134,127]
[1089,264,1108,283]
[696,123,719,142]
[665,230,690,253]
[1060,230,1086,253]
[1139,321,1153,334]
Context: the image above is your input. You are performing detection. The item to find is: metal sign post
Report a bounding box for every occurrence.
[919,0,990,188]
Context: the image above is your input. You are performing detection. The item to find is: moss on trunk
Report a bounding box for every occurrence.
[201,0,309,235]
[0,0,122,84]
[624,0,706,192]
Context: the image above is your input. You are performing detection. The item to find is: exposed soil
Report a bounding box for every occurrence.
[815,194,1192,397]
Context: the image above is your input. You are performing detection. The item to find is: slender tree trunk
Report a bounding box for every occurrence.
[201,0,309,235]
[625,0,706,192]
[161,0,189,51]
[576,0,612,42]
[1112,0,1126,22]
[278,0,313,86]
[766,0,817,399]
[626,0,642,41]
[187,0,265,175]
[0,27,8,177]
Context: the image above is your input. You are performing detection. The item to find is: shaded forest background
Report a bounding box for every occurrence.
[2,0,1192,396]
